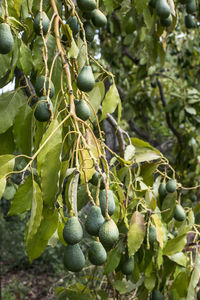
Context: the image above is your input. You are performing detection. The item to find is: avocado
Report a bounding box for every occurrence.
[121,256,134,275]
[35,76,55,98]
[99,189,115,217]
[166,179,177,193]
[190,194,197,202]
[34,11,50,36]
[88,241,107,265]
[77,0,96,11]
[99,219,119,250]
[158,182,167,202]
[160,14,172,27]
[151,290,165,300]
[91,9,107,28]
[90,171,106,189]
[85,205,104,236]
[77,65,95,92]
[34,97,53,122]
[185,14,196,28]
[82,11,93,20]
[0,23,14,55]
[67,16,80,35]
[156,0,171,19]
[186,0,196,14]
[63,216,83,244]
[125,17,135,34]
[63,244,85,272]
[174,204,186,222]
[149,225,157,244]
[75,99,91,121]
[83,21,95,42]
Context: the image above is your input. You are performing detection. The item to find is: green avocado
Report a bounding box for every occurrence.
[121,256,134,275]
[174,204,186,222]
[149,225,157,244]
[88,241,107,265]
[85,205,104,236]
[63,216,83,244]
[190,194,197,202]
[0,23,14,55]
[82,11,93,20]
[67,16,80,35]
[34,97,53,122]
[34,11,50,36]
[125,17,135,34]
[75,99,91,121]
[83,21,95,42]
[158,182,167,201]
[160,14,172,27]
[77,0,96,11]
[99,219,119,250]
[91,9,107,28]
[186,0,196,14]
[151,290,165,300]
[99,189,115,217]
[166,179,177,193]
[156,0,171,19]
[77,65,95,92]
[90,171,106,189]
[185,14,196,28]
[35,76,55,98]
[63,244,85,272]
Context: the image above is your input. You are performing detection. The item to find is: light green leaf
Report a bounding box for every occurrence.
[145,190,156,210]
[77,37,87,72]
[8,176,33,216]
[68,38,79,59]
[185,106,196,115]
[168,252,187,267]
[124,145,135,161]
[101,84,121,121]
[88,82,105,121]
[103,0,114,13]
[134,0,149,13]
[0,154,15,178]
[104,247,121,274]
[186,253,200,300]
[131,138,161,163]
[128,211,145,256]
[171,271,189,298]
[19,41,33,75]
[163,234,187,256]
[0,177,6,200]
[152,214,164,248]
[143,7,154,30]
[144,275,156,291]
[112,281,127,294]
[3,185,16,200]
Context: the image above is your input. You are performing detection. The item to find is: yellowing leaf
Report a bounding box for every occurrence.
[128,211,145,256]
[152,214,164,248]
[101,84,121,121]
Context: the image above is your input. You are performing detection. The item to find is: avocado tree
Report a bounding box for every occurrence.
[0,0,200,299]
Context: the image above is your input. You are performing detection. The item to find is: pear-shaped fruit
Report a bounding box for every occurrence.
[77,0,96,11]
[85,206,104,236]
[99,189,115,217]
[67,16,80,35]
[63,216,83,244]
[158,182,167,201]
[185,14,196,28]
[77,65,95,92]
[151,290,165,300]
[90,171,106,189]
[186,0,196,14]
[35,76,55,98]
[34,11,50,36]
[75,99,91,121]
[88,241,107,265]
[166,179,177,193]
[63,244,85,272]
[0,23,14,55]
[34,97,53,122]
[156,0,171,19]
[91,9,107,28]
[125,17,135,34]
[174,204,186,222]
[160,14,172,27]
[99,219,119,249]
[121,256,134,275]
[83,21,95,42]
[149,225,157,244]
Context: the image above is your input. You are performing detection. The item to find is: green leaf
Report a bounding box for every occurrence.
[128,211,145,256]
[186,252,200,300]
[0,127,16,155]
[163,234,187,256]
[103,0,114,13]
[134,0,149,14]
[19,41,33,75]
[101,84,121,121]
[131,138,161,163]
[104,247,121,274]
[13,104,33,155]
[88,82,105,121]
[168,252,187,267]
[161,192,176,222]
[8,175,33,216]
[112,281,127,294]
[3,185,16,200]
[68,38,79,59]
[171,271,189,298]
[152,214,164,248]
[0,177,6,200]
[185,106,196,115]
[143,7,154,30]
[124,145,135,161]
[0,90,28,134]
[144,274,156,291]
[0,154,15,178]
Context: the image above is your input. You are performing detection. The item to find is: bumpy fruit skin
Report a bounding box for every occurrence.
[75,99,91,121]
[88,241,107,265]
[160,14,172,27]
[34,12,50,36]
[185,15,196,28]
[91,9,107,28]
[63,244,85,272]
[149,225,157,244]
[63,216,83,244]
[67,16,80,35]
[0,23,14,55]
[34,97,53,122]
[158,182,167,200]
[186,0,196,14]
[99,189,115,217]
[35,76,55,98]
[77,0,96,11]
[77,65,95,92]
[85,206,104,236]
[90,171,106,189]
[99,219,119,249]
[166,179,177,193]
[121,256,134,275]
[156,0,171,19]
[83,21,95,42]
[151,290,165,300]
[174,204,186,222]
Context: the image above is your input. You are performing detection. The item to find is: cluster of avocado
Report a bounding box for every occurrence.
[0,23,14,54]
[180,0,196,29]
[158,179,186,222]
[149,0,172,28]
